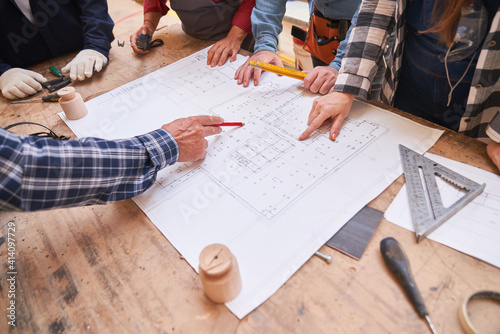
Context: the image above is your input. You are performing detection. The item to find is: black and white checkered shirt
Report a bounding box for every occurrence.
[0,128,178,211]
[335,0,500,143]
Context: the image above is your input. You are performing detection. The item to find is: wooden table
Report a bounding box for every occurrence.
[1,2,499,333]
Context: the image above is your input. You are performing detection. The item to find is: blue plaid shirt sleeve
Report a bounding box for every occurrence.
[0,128,179,211]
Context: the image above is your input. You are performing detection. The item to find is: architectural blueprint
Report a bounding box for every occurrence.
[61,47,444,318]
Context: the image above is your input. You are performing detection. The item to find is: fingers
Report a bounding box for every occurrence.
[162,116,226,162]
[486,140,500,171]
[30,72,47,84]
[18,81,40,96]
[94,56,104,72]
[2,89,18,100]
[235,51,281,87]
[299,92,354,141]
[84,57,95,78]
[247,66,261,87]
[71,62,85,81]
[330,114,346,141]
[132,45,150,55]
[218,49,231,66]
[8,86,29,99]
[299,116,328,141]
[235,61,259,87]
[307,100,321,125]
[0,69,45,99]
[61,64,70,75]
[196,116,225,136]
[207,44,227,67]
[303,71,318,92]
[303,67,338,95]
[208,46,231,67]
[130,26,150,55]
[23,75,44,92]
[229,51,237,63]
[207,45,216,66]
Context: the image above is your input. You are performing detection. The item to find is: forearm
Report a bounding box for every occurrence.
[251,0,287,53]
[232,0,255,35]
[334,0,396,99]
[330,5,360,71]
[75,0,115,57]
[143,11,163,34]
[226,25,248,44]
[0,59,11,76]
[0,129,178,211]
[144,0,169,16]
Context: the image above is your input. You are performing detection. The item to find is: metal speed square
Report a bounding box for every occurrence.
[399,145,486,242]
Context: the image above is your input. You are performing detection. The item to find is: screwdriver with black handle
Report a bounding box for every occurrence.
[380,237,438,334]
[10,93,60,104]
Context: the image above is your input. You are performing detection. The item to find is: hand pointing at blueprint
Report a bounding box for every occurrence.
[162,115,224,162]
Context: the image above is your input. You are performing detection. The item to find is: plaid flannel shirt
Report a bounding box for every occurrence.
[0,128,178,211]
[334,0,500,143]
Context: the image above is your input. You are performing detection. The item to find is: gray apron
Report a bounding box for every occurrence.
[170,0,241,41]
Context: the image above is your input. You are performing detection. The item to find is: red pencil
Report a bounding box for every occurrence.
[212,122,245,127]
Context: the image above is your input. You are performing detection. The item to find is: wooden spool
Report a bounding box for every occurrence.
[199,244,242,303]
[58,86,88,120]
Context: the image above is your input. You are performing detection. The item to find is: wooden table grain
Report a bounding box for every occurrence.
[1,1,499,333]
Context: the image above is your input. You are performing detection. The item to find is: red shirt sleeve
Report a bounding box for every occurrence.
[231,0,255,35]
[143,0,169,16]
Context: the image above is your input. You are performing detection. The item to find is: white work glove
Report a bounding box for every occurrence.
[0,68,47,99]
[61,49,108,81]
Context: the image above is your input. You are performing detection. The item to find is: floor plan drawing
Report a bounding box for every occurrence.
[61,47,444,319]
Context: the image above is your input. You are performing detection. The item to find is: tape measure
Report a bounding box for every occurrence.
[249,60,307,80]
[459,291,500,333]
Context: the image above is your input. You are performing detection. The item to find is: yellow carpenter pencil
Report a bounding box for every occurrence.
[249,60,307,81]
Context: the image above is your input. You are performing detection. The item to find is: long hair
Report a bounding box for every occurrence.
[420,0,474,46]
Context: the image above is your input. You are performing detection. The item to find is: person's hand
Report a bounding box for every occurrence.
[303,66,339,95]
[207,26,247,67]
[0,68,46,99]
[130,25,152,55]
[162,115,224,162]
[299,92,354,141]
[61,49,107,81]
[130,12,162,55]
[234,50,282,87]
[487,140,500,172]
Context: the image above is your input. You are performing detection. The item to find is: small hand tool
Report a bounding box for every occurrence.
[117,33,164,51]
[399,145,485,242]
[11,93,60,104]
[249,60,307,81]
[49,65,63,77]
[136,32,152,50]
[42,76,71,92]
[380,237,438,334]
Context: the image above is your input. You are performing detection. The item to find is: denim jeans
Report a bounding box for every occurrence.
[394,31,477,131]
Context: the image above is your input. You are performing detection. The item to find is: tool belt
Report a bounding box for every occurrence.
[299,9,350,64]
